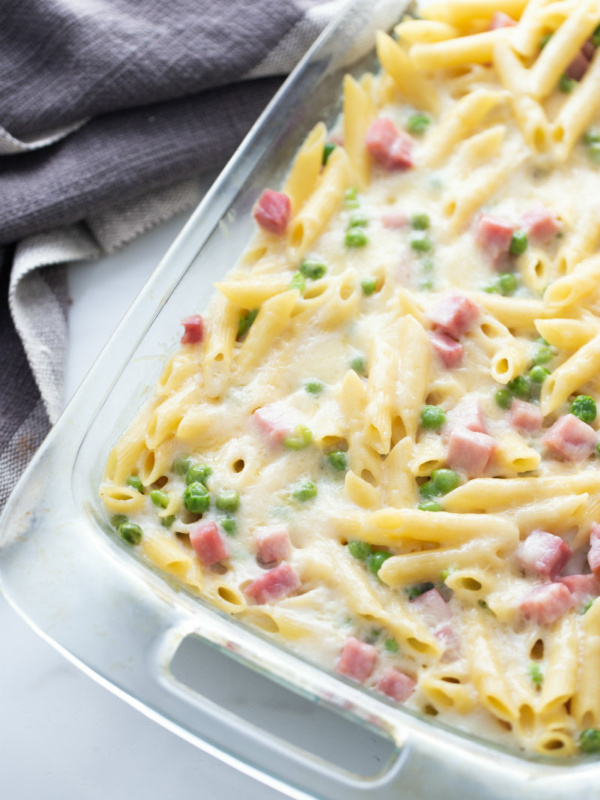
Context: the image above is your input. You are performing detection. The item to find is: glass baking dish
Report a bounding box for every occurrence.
[2,1,600,796]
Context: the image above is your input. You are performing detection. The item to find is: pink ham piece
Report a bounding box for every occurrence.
[583,40,596,60]
[411,588,451,628]
[542,414,598,463]
[428,292,480,340]
[253,404,295,445]
[510,399,543,433]
[588,524,600,579]
[366,117,414,171]
[516,529,572,579]
[565,49,590,81]
[436,623,461,663]
[475,214,514,264]
[377,668,416,702]
[180,314,204,345]
[381,211,408,229]
[489,11,517,29]
[245,563,301,605]
[429,331,464,368]
[520,582,574,625]
[190,521,229,566]
[520,205,561,244]
[559,574,600,605]
[446,428,496,477]
[447,396,487,434]
[253,189,292,235]
[337,637,377,683]
[256,527,291,564]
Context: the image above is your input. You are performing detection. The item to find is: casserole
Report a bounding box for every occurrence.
[2,1,600,796]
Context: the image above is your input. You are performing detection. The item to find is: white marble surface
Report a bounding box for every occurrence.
[0,206,394,799]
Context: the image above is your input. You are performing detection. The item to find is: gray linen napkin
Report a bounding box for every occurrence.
[0,0,342,508]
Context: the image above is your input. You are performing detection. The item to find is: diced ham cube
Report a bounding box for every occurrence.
[446,428,496,477]
[436,623,461,663]
[447,397,487,434]
[489,11,517,29]
[520,205,561,244]
[516,529,572,579]
[542,414,598,463]
[253,189,292,235]
[475,215,514,264]
[509,399,543,433]
[583,40,596,60]
[377,668,416,702]
[245,563,301,605]
[520,582,574,625]
[253,403,294,445]
[180,314,204,345]
[587,524,600,579]
[337,637,377,683]
[366,117,414,171]
[559,574,600,605]
[190,521,229,566]
[256,527,291,564]
[565,49,590,81]
[428,292,480,340]
[429,331,464,368]
[561,546,588,576]
[381,212,408,229]
[411,588,452,628]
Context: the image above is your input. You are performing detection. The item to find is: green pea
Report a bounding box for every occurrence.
[118,522,143,546]
[528,661,543,687]
[183,482,210,513]
[508,376,530,399]
[596,442,600,457]
[349,214,368,228]
[150,489,169,509]
[558,73,576,93]
[420,279,434,290]
[497,273,517,296]
[509,230,528,256]
[361,277,377,296]
[423,258,434,273]
[484,285,500,294]
[410,233,433,253]
[292,480,317,502]
[300,259,327,280]
[368,551,392,575]
[593,23,600,48]
[418,500,441,512]
[322,142,336,165]
[407,112,431,135]
[283,425,313,451]
[290,272,306,292]
[580,728,600,754]
[571,395,597,424]
[186,464,212,486]
[220,516,238,536]
[327,451,347,472]
[431,468,459,495]
[411,213,430,230]
[590,142,600,165]
[529,365,550,383]
[173,455,193,476]
[345,228,368,247]
[583,128,600,145]
[350,355,366,375]
[420,404,446,430]
[126,475,144,493]
[539,32,553,49]
[305,379,324,394]
[215,489,240,512]
[344,187,359,207]
[419,480,440,500]
[495,389,513,409]
[160,515,175,528]
[532,344,554,365]
[384,637,399,653]
[237,308,259,339]
[583,598,595,614]
[348,540,373,560]
[110,514,128,529]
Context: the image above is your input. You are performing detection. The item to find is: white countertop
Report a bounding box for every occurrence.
[0,202,393,799]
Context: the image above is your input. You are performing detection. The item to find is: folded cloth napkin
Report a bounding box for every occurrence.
[0,0,341,508]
